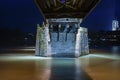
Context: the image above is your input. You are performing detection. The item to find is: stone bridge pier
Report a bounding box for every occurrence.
[35,18,89,57]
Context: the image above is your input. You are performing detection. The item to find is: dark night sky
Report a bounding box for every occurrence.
[81,0,116,31]
[0,0,119,33]
[0,0,44,34]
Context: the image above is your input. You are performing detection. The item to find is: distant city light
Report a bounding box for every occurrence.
[24,37,28,40]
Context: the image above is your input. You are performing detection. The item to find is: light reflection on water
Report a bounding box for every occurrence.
[0,54,120,80]
[75,59,81,80]
[0,46,120,80]
[34,58,92,80]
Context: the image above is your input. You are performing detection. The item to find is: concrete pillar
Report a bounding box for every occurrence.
[35,24,45,56]
[79,27,89,56]
[63,24,69,32]
[50,24,53,32]
[58,24,61,32]
[70,25,75,33]
[75,27,81,57]
[35,24,40,56]
[58,24,61,41]
[75,19,83,57]
[44,23,52,57]
[35,18,89,57]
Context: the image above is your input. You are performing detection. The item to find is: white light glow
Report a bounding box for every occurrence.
[75,28,81,57]
[0,55,52,61]
[80,54,120,60]
[45,25,52,56]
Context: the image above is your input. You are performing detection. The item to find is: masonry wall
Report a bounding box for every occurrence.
[35,24,89,57]
[51,33,75,56]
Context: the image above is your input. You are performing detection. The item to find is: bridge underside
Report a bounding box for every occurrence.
[35,0,100,19]
[35,0,100,57]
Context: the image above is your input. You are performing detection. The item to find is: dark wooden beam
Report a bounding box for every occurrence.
[78,0,85,8]
[73,0,76,5]
[53,0,57,7]
[46,0,51,8]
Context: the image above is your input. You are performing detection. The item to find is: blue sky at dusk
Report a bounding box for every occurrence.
[0,0,119,33]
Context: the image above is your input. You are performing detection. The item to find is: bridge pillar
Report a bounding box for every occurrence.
[35,18,89,57]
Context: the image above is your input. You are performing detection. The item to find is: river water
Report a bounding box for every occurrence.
[0,46,120,80]
[90,46,120,54]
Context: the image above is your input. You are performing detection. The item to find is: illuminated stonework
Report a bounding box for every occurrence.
[35,18,89,57]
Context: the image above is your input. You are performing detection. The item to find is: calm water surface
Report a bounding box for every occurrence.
[0,46,120,80]
[90,46,120,54]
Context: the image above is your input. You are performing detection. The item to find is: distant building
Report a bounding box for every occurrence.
[88,31,120,46]
[112,19,119,31]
